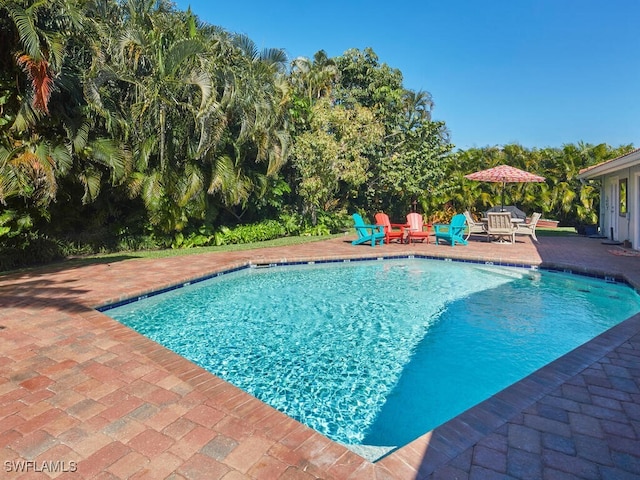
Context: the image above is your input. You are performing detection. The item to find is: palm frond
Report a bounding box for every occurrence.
[186,69,213,111]
[232,33,258,61]
[4,2,41,60]
[140,169,163,211]
[41,32,65,71]
[207,153,252,206]
[134,136,156,171]
[177,163,204,207]
[73,120,90,152]
[266,130,289,176]
[77,166,102,204]
[118,28,148,68]
[50,143,72,174]
[195,106,225,158]
[86,138,129,181]
[126,171,146,198]
[16,54,53,114]
[207,154,234,195]
[260,48,287,69]
[165,38,204,76]
[11,91,40,133]
[0,159,21,204]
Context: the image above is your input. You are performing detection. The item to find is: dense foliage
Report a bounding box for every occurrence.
[0,0,633,270]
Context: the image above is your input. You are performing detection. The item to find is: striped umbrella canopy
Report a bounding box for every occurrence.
[464,164,545,210]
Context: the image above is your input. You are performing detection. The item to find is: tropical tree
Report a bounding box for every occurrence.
[440,143,635,226]
[2,0,635,270]
[97,0,214,233]
[289,50,338,104]
[0,0,82,115]
[334,47,405,116]
[0,0,128,243]
[539,142,631,225]
[0,0,79,207]
[370,121,454,219]
[290,98,384,223]
[331,48,454,218]
[207,33,290,222]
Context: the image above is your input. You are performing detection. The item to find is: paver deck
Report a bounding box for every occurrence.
[1,233,639,479]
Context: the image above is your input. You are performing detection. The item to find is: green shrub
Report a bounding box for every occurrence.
[0,234,66,271]
[278,212,304,236]
[218,220,286,245]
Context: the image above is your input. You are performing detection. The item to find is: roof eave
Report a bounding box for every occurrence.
[578,149,640,180]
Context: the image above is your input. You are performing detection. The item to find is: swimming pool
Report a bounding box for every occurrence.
[104,258,640,458]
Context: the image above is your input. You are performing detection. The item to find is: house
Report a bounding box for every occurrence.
[578,148,639,249]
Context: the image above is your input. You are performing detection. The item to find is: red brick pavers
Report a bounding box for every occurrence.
[1,234,639,479]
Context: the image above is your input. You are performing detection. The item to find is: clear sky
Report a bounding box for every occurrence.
[174,0,639,151]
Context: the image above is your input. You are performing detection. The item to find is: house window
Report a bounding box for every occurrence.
[619,178,627,216]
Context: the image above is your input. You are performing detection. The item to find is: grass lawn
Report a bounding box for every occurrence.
[70,233,346,261]
[1,233,347,276]
[536,226,578,236]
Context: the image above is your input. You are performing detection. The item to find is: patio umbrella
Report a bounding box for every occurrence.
[464,164,545,211]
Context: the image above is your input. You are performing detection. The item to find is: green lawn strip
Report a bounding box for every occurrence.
[536,226,578,236]
[99,233,345,259]
[0,234,346,276]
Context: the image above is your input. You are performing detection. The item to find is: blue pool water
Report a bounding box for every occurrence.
[105,258,640,452]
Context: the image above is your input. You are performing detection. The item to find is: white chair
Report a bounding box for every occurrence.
[516,212,542,242]
[486,212,516,244]
[463,210,487,240]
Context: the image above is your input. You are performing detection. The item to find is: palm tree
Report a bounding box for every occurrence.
[289,50,339,103]
[107,0,216,231]
[207,34,290,220]
[400,89,433,131]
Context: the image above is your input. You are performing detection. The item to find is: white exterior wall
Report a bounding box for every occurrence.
[598,164,640,249]
[579,149,640,250]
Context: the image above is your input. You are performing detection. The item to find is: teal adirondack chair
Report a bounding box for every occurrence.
[351,213,385,247]
[433,214,468,247]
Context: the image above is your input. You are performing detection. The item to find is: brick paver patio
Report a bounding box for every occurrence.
[1,233,639,479]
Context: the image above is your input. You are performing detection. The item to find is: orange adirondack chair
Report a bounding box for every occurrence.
[374,212,407,244]
[405,212,431,244]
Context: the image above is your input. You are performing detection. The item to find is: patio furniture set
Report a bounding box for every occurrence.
[353,164,547,247]
[352,209,542,247]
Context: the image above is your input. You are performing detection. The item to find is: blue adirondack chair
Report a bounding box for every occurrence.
[433,214,468,247]
[351,213,385,247]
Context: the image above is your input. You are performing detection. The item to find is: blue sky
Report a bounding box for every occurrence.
[174,0,639,151]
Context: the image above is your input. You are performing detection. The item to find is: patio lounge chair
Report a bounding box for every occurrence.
[374,212,407,244]
[463,210,487,240]
[351,213,385,247]
[515,212,542,242]
[486,212,517,243]
[433,214,468,247]
[406,212,431,244]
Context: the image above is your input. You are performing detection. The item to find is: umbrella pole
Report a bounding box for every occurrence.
[501,182,505,211]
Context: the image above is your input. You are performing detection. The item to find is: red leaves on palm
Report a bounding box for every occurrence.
[16,54,53,115]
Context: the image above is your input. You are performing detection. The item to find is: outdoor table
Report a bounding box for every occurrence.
[480,217,524,224]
